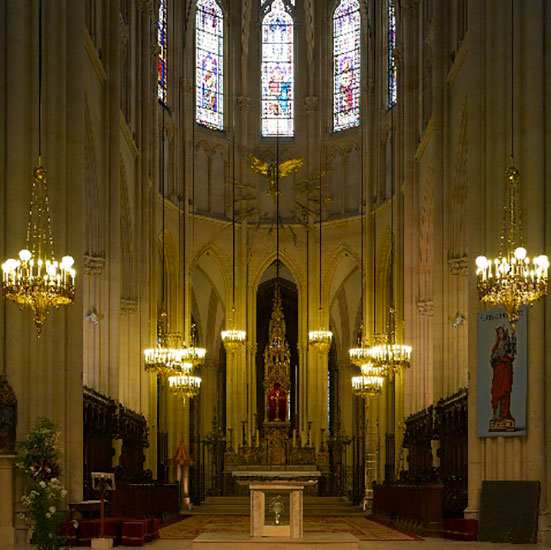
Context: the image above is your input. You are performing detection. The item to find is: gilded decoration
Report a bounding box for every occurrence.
[263,285,291,423]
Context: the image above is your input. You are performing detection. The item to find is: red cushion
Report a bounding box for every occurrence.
[59,520,78,545]
[122,521,145,547]
[76,520,99,546]
[152,518,161,539]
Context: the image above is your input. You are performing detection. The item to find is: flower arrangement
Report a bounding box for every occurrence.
[17,417,69,550]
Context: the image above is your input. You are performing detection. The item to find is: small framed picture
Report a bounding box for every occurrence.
[91,472,116,491]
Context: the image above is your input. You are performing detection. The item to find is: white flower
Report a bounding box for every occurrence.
[48,506,56,514]
[61,489,67,497]
[39,481,46,488]
[46,513,51,518]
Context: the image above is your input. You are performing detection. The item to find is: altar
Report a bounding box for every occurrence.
[233,471,320,538]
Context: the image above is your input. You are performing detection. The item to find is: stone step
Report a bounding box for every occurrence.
[190,496,366,516]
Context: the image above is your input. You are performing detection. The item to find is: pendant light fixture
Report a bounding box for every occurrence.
[144,108,185,375]
[368,106,411,374]
[180,100,206,367]
[351,111,385,397]
[475,1,548,330]
[349,121,371,366]
[221,102,246,351]
[168,57,201,400]
[308,149,333,352]
[2,0,75,335]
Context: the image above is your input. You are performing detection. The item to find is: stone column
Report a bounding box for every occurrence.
[0,455,16,544]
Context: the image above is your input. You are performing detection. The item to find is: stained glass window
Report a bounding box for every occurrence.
[333,0,361,132]
[196,0,224,130]
[388,0,397,107]
[157,0,168,104]
[261,0,294,137]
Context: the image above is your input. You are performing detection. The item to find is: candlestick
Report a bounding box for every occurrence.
[255,429,260,447]
[292,429,296,447]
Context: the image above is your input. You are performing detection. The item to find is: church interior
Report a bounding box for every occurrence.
[0,0,550,548]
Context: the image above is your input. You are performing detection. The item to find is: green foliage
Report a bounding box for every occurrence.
[17,417,69,550]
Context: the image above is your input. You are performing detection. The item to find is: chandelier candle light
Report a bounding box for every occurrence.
[351,362,386,398]
[168,362,202,402]
[2,0,75,334]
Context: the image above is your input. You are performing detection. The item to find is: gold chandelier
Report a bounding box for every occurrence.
[349,329,372,367]
[352,362,386,398]
[369,108,411,374]
[168,362,201,402]
[368,329,412,374]
[221,136,246,352]
[309,156,332,351]
[475,164,548,329]
[475,4,548,330]
[144,312,185,376]
[144,108,186,376]
[1,2,75,335]
[182,323,206,366]
[221,328,247,352]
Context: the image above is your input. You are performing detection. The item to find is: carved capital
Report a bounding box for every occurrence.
[120,298,138,315]
[448,256,469,276]
[402,0,419,18]
[137,0,154,16]
[417,300,434,317]
[303,96,318,113]
[84,255,106,276]
[237,95,251,112]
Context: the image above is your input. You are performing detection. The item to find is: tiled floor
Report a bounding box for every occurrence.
[1,539,549,550]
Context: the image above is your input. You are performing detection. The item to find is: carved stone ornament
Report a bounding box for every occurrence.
[417,300,434,317]
[0,375,17,453]
[137,0,154,16]
[84,255,106,276]
[448,256,469,276]
[303,96,318,113]
[120,298,138,315]
[237,95,251,112]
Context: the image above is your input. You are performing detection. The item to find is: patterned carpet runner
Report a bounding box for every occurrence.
[160,515,421,541]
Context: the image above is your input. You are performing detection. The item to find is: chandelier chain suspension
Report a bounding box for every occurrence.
[2,0,76,334]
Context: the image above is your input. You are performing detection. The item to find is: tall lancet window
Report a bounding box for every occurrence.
[196,0,224,130]
[261,0,295,137]
[157,0,168,104]
[333,0,361,132]
[388,0,397,107]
